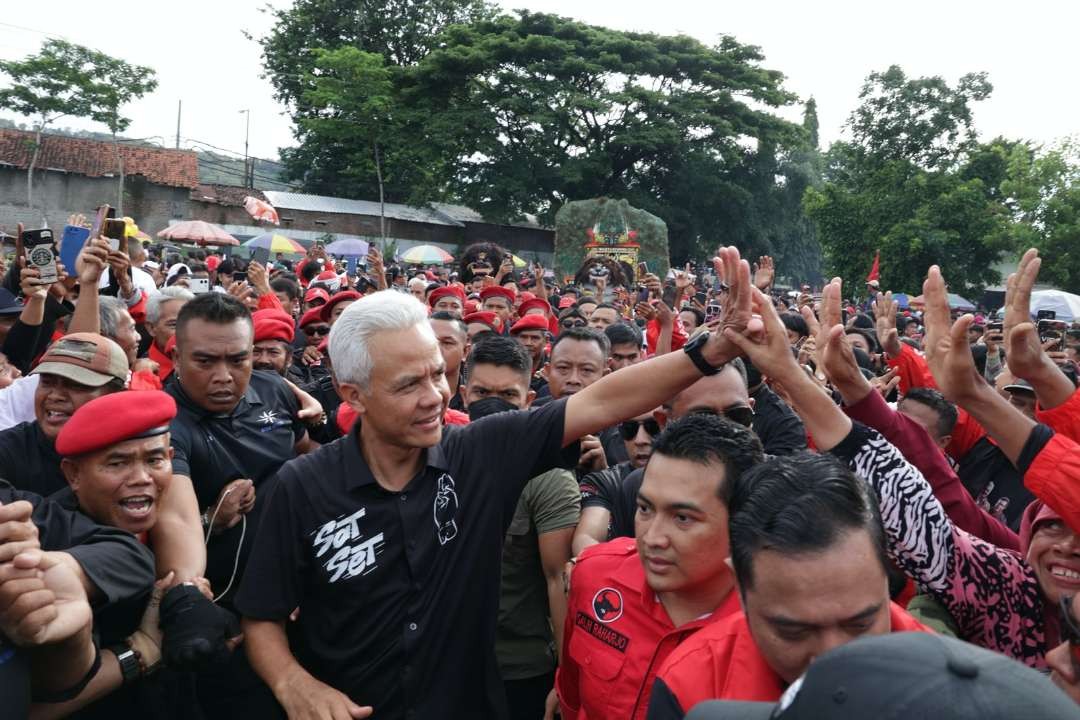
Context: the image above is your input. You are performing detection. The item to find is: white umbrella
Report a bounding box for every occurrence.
[1029,289,1080,323]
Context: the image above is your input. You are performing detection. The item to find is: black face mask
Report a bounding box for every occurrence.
[468,396,519,421]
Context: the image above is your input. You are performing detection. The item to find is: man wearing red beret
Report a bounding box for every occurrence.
[252,309,296,378]
[320,290,362,326]
[510,314,550,395]
[480,285,516,331]
[303,287,330,313]
[428,286,466,316]
[463,310,502,341]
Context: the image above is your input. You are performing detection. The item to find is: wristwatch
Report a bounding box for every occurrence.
[683,331,725,376]
[109,642,142,686]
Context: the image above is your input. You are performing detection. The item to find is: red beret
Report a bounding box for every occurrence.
[558,296,577,309]
[519,291,535,302]
[463,311,501,333]
[206,255,221,272]
[479,285,516,304]
[518,298,550,317]
[253,309,295,344]
[510,314,550,334]
[304,287,330,304]
[299,307,325,328]
[57,390,177,457]
[428,285,466,308]
[464,299,480,315]
[320,290,362,323]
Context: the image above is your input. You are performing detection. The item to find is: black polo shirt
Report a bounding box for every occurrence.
[579,463,641,541]
[0,421,65,496]
[235,398,577,719]
[166,370,306,601]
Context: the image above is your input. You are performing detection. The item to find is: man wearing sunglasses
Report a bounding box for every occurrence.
[572,358,760,555]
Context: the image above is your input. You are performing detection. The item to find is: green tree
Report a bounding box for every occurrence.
[806,68,1006,297]
[0,39,157,218]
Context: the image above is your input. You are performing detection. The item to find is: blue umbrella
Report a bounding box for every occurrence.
[892,293,910,309]
[324,238,370,256]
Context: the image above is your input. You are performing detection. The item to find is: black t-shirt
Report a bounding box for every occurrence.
[0,480,156,714]
[166,370,306,602]
[235,399,577,719]
[579,463,641,540]
[750,383,807,456]
[958,436,1034,530]
[0,421,65,496]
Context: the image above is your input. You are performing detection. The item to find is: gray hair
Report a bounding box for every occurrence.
[146,286,195,324]
[98,296,128,340]
[329,290,433,389]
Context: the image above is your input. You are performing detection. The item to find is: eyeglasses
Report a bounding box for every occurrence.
[308,325,331,336]
[690,405,754,428]
[560,319,587,329]
[619,418,661,440]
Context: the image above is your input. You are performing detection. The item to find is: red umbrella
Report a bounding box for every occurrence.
[157,221,239,247]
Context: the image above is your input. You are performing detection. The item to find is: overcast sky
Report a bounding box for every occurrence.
[1,1,1077,167]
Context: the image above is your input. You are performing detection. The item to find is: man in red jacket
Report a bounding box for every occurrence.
[556,412,764,720]
[647,451,929,719]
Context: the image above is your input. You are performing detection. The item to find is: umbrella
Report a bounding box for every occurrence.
[244,233,305,254]
[891,293,910,309]
[511,254,527,268]
[157,221,238,247]
[244,196,279,225]
[907,293,975,311]
[1029,289,1080,323]
[400,244,454,264]
[324,238,371,257]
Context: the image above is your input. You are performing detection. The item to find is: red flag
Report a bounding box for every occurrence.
[866,250,880,283]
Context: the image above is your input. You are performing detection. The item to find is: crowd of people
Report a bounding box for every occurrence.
[1,218,1080,720]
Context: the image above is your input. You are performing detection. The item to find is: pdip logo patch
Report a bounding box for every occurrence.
[592,587,624,623]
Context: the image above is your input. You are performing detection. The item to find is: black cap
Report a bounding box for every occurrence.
[0,288,24,316]
[686,633,1080,720]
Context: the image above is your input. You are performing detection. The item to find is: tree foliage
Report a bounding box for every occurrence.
[264,7,822,279]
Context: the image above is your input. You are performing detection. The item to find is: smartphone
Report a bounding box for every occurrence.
[1037,310,1057,321]
[987,321,1003,333]
[102,218,127,252]
[636,286,650,304]
[251,246,270,267]
[705,302,722,323]
[661,285,677,308]
[23,229,58,284]
[232,271,248,283]
[1039,319,1068,351]
[637,262,649,280]
[89,204,110,239]
[190,277,210,294]
[60,225,91,277]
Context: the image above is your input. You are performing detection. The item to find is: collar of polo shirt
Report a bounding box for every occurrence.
[176,372,266,418]
[340,420,452,491]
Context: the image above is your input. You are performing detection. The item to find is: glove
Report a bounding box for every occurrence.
[159,584,240,670]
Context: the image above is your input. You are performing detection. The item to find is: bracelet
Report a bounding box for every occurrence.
[33,641,102,703]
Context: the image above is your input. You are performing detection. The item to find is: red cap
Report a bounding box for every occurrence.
[304,287,331,305]
[464,299,480,315]
[479,285,516,305]
[510,314,550,334]
[463,311,501,333]
[205,255,221,272]
[56,390,177,457]
[558,296,576,309]
[320,290,362,323]
[299,307,325,328]
[427,285,466,308]
[518,298,550,317]
[253,309,295,344]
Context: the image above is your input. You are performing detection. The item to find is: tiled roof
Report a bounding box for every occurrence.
[263,190,464,227]
[0,129,199,189]
[191,184,267,206]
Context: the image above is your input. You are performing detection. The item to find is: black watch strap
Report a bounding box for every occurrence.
[684,332,723,376]
[110,643,141,686]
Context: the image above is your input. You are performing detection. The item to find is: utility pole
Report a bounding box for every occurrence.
[175,100,181,149]
[239,109,251,187]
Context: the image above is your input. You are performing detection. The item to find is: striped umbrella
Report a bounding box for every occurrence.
[157,221,238,247]
[400,244,454,264]
[244,233,305,254]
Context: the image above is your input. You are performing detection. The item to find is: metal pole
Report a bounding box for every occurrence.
[175,100,181,149]
[240,109,251,187]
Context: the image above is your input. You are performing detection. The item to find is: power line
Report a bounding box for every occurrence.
[183,138,287,168]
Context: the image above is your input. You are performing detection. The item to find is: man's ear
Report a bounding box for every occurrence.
[524,389,536,409]
[938,434,952,451]
[540,364,550,381]
[748,396,756,411]
[60,458,80,492]
[653,408,669,427]
[335,381,368,415]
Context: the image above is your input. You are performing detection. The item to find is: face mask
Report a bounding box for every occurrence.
[468,396,519,421]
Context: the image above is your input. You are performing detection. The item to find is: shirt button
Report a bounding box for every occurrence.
[401,494,408,502]
[408,622,418,631]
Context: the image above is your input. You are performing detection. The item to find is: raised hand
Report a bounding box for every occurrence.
[922,266,982,403]
[752,255,775,291]
[872,291,901,359]
[674,262,694,291]
[75,236,111,287]
[722,286,801,382]
[705,246,759,367]
[634,301,657,323]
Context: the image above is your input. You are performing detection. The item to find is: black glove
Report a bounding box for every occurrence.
[159,584,240,670]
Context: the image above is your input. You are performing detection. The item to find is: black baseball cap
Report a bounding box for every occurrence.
[0,288,24,316]
[686,633,1080,720]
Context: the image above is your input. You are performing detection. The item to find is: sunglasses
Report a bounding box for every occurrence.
[561,319,587,329]
[308,325,331,336]
[690,405,754,428]
[619,418,661,440]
